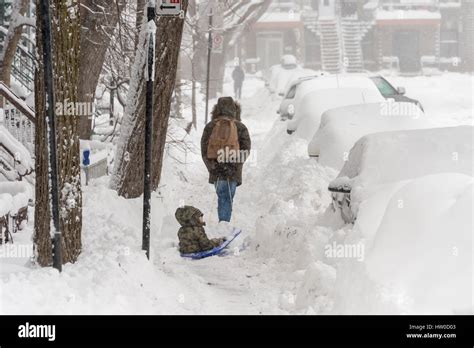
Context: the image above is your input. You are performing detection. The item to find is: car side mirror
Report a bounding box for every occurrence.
[397,86,406,95]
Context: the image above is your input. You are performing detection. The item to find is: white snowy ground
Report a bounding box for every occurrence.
[0,73,472,314]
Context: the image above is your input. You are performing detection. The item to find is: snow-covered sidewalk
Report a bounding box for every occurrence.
[0,73,472,314]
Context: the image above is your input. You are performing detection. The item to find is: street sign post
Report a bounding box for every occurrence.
[142,0,157,260]
[39,0,62,272]
[204,12,213,125]
[212,33,224,54]
[156,0,182,16]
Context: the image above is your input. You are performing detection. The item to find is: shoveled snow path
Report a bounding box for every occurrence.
[153,86,303,314]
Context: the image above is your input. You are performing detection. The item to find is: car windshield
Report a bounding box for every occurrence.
[285,85,297,99]
[370,77,398,97]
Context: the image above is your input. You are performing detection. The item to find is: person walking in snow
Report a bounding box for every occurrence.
[232,65,245,100]
[201,97,251,223]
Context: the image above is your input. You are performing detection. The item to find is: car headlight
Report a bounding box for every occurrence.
[287,104,295,116]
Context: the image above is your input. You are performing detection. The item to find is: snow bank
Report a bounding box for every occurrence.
[288,88,384,140]
[365,173,473,313]
[0,180,206,314]
[308,102,434,170]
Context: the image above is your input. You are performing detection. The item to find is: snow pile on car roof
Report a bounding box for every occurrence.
[290,88,384,140]
[309,102,435,170]
[330,126,473,191]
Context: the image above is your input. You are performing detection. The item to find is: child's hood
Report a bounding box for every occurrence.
[175,205,204,227]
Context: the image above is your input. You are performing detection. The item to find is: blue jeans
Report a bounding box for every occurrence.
[215,180,237,222]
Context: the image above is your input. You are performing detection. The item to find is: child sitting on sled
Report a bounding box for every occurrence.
[176,205,225,254]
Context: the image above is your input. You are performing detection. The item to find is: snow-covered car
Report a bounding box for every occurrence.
[286,87,384,140]
[267,55,306,95]
[328,126,473,223]
[285,74,384,137]
[278,69,322,97]
[328,126,473,313]
[285,74,423,133]
[369,75,423,111]
[307,101,434,170]
[278,72,328,120]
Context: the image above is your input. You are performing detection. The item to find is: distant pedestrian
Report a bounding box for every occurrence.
[232,65,245,100]
[201,97,251,222]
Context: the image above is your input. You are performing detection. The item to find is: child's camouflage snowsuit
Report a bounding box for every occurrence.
[176,206,224,254]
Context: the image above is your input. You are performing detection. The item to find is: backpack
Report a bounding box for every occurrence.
[207,117,240,160]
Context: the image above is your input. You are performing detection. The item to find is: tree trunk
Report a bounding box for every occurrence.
[34,0,82,266]
[112,1,189,198]
[54,0,82,264]
[78,0,125,140]
[33,2,52,266]
[135,0,145,51]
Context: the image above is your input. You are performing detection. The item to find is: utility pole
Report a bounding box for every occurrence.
[142,0,156,260]
[109,80,115,126]
[204,3,213,125]
[40,0,62,272]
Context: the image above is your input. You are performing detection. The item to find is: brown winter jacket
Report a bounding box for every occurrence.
[176,206,224,254]
[201,98,251,186]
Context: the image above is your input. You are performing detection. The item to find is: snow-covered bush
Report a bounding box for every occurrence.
[0,181,32,216]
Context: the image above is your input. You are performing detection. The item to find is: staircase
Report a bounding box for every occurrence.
[303,13,375,74]
[0,0,36,93]
[341,17,364,72]
[0,82,35,154]
[11,46,35,93]
[318,19,342,73]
